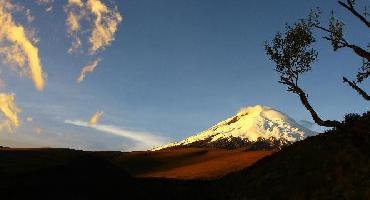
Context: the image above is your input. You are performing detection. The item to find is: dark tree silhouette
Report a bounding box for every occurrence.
[310,0,370,100]
[265,21,341,128]
[265,0,369,128]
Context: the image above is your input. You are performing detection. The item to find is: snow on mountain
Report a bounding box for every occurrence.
[154,105,315,150]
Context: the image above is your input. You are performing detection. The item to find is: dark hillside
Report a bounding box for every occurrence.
[216,113,370,199]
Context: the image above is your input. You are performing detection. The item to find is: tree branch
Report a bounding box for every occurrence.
[343,77,370,100]
[289,84,342,127]
[346,44,370,60]
[338,0,370,28]
[315,24,370,60]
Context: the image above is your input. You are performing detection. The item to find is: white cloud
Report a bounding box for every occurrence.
[64,120,168,150]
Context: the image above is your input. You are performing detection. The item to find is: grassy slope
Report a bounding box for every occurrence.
[115,148,271,179]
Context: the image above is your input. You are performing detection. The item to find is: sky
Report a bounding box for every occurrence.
[0,0,368,151]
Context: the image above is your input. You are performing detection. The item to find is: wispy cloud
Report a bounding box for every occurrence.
[35,0,54,12]
[26,116,33,122]
[89,111,103,125]
[65,120,168,150]
[0,93,21,131]
[77,58,100,83]
[0,0,45,91]
[299,120,315,129]
[65,0,122,54]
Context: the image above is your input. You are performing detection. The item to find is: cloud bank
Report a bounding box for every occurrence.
[77,58,100,83]
[65,0,122,54]
[0,0,45,91]
[65,120,168,150]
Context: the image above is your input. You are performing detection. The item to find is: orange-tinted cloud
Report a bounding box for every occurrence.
[77,58,100,83]
[87,0,122,53]
[68,0,83,7]
[65,0,122,54]
[89,111,103,125]
[0,93,21,131]
[0,0,45,91]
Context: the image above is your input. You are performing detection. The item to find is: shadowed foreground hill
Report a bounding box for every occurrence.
[215,113,370,199]
[0,147,268,199]
[0,114,369,199]
[0,149,138,199]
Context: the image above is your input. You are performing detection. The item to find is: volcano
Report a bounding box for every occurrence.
[155,105,314,150]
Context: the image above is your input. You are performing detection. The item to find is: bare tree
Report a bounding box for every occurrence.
[265,21,342,128]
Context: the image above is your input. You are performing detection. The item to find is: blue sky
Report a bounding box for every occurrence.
[0,0,368,151]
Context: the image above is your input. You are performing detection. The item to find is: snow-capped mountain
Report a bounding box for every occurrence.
[154,105,315,150]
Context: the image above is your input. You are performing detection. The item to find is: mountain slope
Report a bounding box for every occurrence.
[155,105,314,150]
[119,148,272,180]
